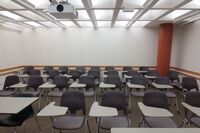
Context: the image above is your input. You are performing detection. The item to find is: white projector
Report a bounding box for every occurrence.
[48,2,78,19]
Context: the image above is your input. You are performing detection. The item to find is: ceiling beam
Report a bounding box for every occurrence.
[81,0,97,29]
[11,0,67,29]
[111,0,124,27]
[147,0,192,26]
[175,10,200,24]
[126,0,159,29]
[0,13,35,28]
[0,24,23,32]
[0,5,49,28]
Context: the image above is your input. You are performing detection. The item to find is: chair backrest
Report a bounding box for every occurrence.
[167,70,179,81]
[60,91,86,114]
[107,70,119,76]
[69,70,80,80]
[23,66,34,75]
[105,66,115,71]
[101,91,128,114]
[127,70,138,76]
[44,66,53,74]
[155,77,170,85]
[130,76,146,86]
[185,92,200,107]
[3,75,19,90]
[48,70,59,79]
[53,76,68,90]
[30,70,41,76]
[88,69,100,79]
[104,75,121,88]
[90,66,100,71]
[147,70,159,76]
[28,76,43,90]
[143,91,168,109]
[182,77,199,91]
[123,66,133,71]
[59,66,68,74]
[80,75,95,89]
[76,66,86,74]
[139,66,149,71]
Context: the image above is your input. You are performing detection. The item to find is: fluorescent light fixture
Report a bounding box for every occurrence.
[0,11,23,20]
[1,22,23,29]
[140,10,167,20]
[132,21,150,27]
[97,21,111,27]
[60,21,77,27]
[94,10,114,20]
[77,10,90,20]
[91,0,116,8]
[161,10,191,20]
[117,10,138,20]
[40,21,59,27]
[24,21,41,27]
[16,11,45,21]
[181,0,200,8]
[115,21,129,27]
[153,0,185,8]
[0,0,24,9]
[77,21,93,27]
[122,0,147,8]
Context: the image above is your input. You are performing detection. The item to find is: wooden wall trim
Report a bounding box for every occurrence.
[170,67,200,80]
[0,65,23,73]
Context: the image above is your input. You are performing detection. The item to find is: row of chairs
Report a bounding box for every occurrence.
[1,91,200,133]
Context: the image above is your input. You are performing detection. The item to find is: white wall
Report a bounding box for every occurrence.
[20,27,159,66]
[171,21,200,72]
[0,30,23,69]
[0,29,23,86]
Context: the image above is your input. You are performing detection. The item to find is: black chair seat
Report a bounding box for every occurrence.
[53,116,84,130]
[145,117,177,128]
[100,116,130,130]
[0,90,17,96]
[0,116,24,127]
[190,117,200,127]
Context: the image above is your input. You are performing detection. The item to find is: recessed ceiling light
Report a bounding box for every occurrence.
[24,21,41,27]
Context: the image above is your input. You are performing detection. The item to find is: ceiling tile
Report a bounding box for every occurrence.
[97,21,111,27]
[117,10,138,20]
[161,10,191,20]
[153,0,185,8]
[114,21,129,27]
[91,0,116,8]
[94,10,114,20]
[132,21,150,27]
[122,0,147,8]
[77,21,93,27]
[139,10,168,20]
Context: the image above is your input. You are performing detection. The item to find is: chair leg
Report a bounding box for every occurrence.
[22,122,26,133]
[138,118,145,127]
[14,127,17,133]
[34,116,42,133]
[85,118,91,133]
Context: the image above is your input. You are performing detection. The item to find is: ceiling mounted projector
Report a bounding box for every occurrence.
[48,0,78,19]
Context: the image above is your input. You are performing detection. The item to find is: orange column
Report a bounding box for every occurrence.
[157,23,173,76]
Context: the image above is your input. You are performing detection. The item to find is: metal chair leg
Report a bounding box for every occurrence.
[34,116,42,133]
